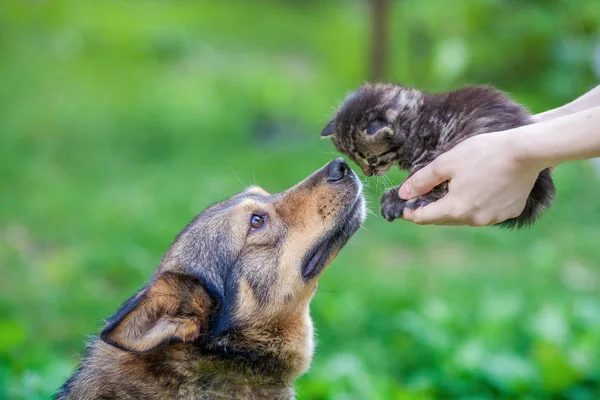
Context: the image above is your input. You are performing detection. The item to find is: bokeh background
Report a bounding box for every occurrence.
[2,0,600,399]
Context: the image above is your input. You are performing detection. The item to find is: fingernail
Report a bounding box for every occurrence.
[399,184,410,199]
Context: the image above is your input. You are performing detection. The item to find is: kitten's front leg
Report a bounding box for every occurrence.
[380,182,448,222]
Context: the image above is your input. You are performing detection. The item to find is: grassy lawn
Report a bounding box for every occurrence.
[1,1,599,399]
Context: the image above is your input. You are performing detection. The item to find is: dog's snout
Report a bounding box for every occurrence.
[327,158,351,182]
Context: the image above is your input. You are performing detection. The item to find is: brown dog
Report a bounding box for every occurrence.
[56,158,365,400]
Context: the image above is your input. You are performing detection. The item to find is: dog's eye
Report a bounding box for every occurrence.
[250,213,266,231]
[366,118,388,135]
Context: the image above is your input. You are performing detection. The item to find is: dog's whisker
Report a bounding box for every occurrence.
[229,166,247,188]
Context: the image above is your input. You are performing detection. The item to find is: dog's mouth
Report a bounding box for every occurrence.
[302,236,336,279]
[301,196,364,280]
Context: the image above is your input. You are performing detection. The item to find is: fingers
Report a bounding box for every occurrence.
[403,200,498,227]
[399,161,449,200]
[401,198,455,225]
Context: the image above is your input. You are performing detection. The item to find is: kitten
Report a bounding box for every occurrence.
[321,83,555,228]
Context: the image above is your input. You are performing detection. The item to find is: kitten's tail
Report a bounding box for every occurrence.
[499,168,556,229]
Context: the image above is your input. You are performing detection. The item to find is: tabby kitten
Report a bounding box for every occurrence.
[321,83,555,228]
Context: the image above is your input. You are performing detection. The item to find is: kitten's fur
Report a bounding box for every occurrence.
[321,83,555,228]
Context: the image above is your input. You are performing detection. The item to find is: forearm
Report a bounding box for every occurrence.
[519,105,600,167]
[535,85,600,122]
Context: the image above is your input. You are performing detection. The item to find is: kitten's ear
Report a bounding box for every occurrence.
[100,271,212,353]
[321,119,336,137]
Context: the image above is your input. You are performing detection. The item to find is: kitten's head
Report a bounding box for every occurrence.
[321,83,423,176]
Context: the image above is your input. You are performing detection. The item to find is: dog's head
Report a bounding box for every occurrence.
[100,158,365,379]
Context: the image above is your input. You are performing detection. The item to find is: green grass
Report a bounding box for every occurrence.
[1,1,599,398]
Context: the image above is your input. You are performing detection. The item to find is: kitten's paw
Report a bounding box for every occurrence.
[403,197,434,210]
[380,188,406,222]
[381,189,439,222]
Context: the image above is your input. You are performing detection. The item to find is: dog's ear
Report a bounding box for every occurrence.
[321,119,336,137]
[100,271,212,353]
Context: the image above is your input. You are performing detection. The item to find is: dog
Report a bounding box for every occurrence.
[56,158,365,400]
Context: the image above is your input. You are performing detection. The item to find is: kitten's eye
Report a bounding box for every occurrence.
[366,118,388,135]
[367,156,378,165]
[250,213,267,231]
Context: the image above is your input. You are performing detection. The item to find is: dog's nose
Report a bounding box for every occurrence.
[327,158,351,182]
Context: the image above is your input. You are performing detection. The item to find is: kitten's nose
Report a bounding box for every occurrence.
[327,158,351,182]
[361,166,372,176]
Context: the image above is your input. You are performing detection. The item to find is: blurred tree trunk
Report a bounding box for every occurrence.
[370,0,390,81]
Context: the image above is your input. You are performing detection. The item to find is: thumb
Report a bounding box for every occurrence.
[399,162,448,199]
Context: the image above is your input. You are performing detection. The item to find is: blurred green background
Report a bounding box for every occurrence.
[1,0,600,399]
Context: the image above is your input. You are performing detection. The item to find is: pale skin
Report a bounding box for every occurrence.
[399,86,600,227]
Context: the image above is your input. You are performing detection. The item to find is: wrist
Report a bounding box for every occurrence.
[505,125,557,171]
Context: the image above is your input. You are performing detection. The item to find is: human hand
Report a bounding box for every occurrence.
[399,130,549,226]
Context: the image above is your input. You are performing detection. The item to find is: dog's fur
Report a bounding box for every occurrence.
[56,159,365,400]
